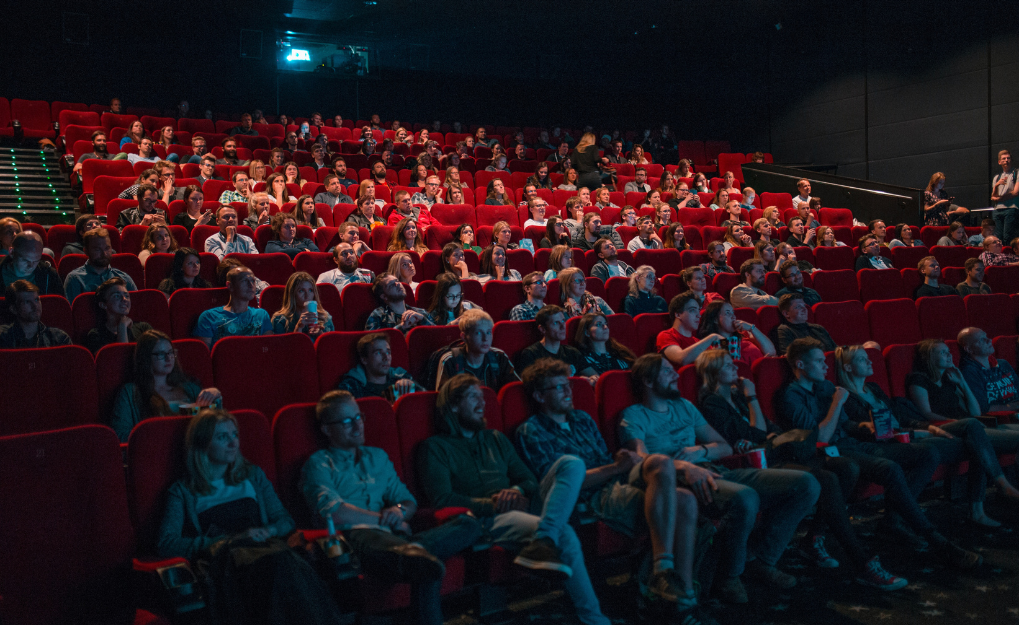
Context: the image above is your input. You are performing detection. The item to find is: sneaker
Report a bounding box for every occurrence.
[676,605,721,625]
[800,535,839,568]
[389,544,445,583]
[745,559,797,589]
[855,556,908,591]
[513,537,572,578]
[644,569,684,603]
[713,576,748,604]
[938,542,983,570]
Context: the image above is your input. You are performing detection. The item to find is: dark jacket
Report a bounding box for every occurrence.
[0,254,65,296]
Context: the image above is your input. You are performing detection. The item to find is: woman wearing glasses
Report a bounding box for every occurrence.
[110,330,222,442]
[427,272,479,325]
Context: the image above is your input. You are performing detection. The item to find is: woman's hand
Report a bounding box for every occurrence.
[733,439,755,454]
[196,387,222,406]
[929,425,955,439]
[197,209,214,226]
[297,310,317,331]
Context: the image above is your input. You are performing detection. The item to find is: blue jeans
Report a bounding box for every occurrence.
[993,207,1018,245]
[345,514,481,625]
[705,468,820,577]
[486,455,610,625]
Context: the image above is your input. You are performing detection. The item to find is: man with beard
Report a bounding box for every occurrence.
[316,242,374,293]
[73,130,115,176]
[337,332,419,401]
[64,227,138,302]
[364,272,432,332]
[330,157,356,186]
[589,237,634,282]
[417,373,612,625]
[116,184,167,228]
[228,113,258,137]
[729,259,778,309]
[216,138,249,166]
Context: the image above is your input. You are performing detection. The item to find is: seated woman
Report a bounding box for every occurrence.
[558,266,612,317]
[155,126,179,162]
[681,265,725,308]
[409,164,429,188]
[270,271,334,336]
[888,223,922,248]
[763,206,786,229]
[719,201,749,227]
[652,203,674,231]
[540,216,572,249]
[291,195,326,230]
[86,277,153,353]
[695,300,775,367]
[753,240,780,272]
[441,242,476,280]
[695,349,908,589]
[923,172,968,226]
[244,192,272,229]
[628,144,649,165]
[523,198,547,228]
[156,409,344,624]
[158,247,211,296]
[248,159,267,185]
[709,188,729,211]
[719,171,740,194]
[387,252,420,292]
[840,343,1019,527]
[427,272,479,325]
[775,242,815,273]
[172,186,213,233]
[282,161,308,188]
[387,217,428,255]
[622,264,667,316]
[138,223,180,266]
[265,212,319,258]
[491,220,519,250]
[815,225,848,248]
[691,173,709,194]
[593,187,617,209]
[662,223,691,250]
[751,218,780,246]
[573,312,635,375]
[936,221,968,247]
[443,166,463,189]
[485,154,510,173]
[348,194,386,231]
[454,223,482,254]
[63,213,103,256]
[676,159,694,179]
[445,186,466,205]
[557,168,579,191]
[656,172,677,196]
[118,169,159,200]
[484,179,514,206]
[543,244,574,281]
[722,224,752,251]
[642,189,663,210]
[478,244,521,284]
[265,173,297,207]
[110,330,222,442]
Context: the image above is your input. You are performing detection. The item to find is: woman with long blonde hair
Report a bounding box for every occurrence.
[387,217,428,254]
[271,271,333,335]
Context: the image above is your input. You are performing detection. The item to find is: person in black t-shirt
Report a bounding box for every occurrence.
[85,277,152,353]
[515,305,593,382]
[912,256,959,299]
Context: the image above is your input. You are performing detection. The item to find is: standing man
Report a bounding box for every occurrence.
[992,149,1019,244]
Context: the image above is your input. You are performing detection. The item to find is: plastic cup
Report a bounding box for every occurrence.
[894,432,910,444]
[746,448,767,469]
[305,301,318,315]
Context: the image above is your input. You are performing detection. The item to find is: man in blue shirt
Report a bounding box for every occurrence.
[193,266,272,347]
[63,227,137,303]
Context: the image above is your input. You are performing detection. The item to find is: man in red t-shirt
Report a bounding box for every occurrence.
[657,291,725,369]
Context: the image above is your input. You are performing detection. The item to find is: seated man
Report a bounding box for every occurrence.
[218,171,251,204]
[792,179,812,209]
[729,259,778,310]
[193,266,273,347]
[855,235,894,270]
[301,390,482,625]
[64,227,138,303]
[314,174,354,208]
[411,175,444,208]
[624,167,651,194]
[868,220,889,247]
[117,184,167,229]
[776,338,981,569]
[515,360,716,621]
[0,231,64,296]
[968,218,996,247]
[773,260,820,306]
[0,280,71,348]
[330,157,356,186]
[958,327,1019,413]
[509,272,547,321]
[419,374,612,625]
[784,217,815,248]
[387,190,434,231]
[365,272,433,332]
[338,332,420,401]
[589,237,634,282]
[699,242,735,281]
[317,242,374,293]
[181,135,209,165]
[435,309,519,391]
[956,258,991,295]
[627,215,663,251]
[514,305,590,378]
[72,130,115,176]
[228,113,258,137]
[204,206,258,259]
[658,291,724,369]
[195,154,222,186]
[913,256,958,299]
[795,203,821,230]
[332,221,370,257]
[620,354,821,602]
[571,212,624,252]
[216,138,249,166]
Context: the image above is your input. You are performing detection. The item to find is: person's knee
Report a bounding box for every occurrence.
[643,454,675,483]
[798,472,822,504]
[554,454,587,483]
[916,443,941,467]
[728,485,760,518]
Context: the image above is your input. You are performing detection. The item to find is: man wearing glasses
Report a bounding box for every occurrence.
[195,155,221,186]
[411,175,444,208]
[435,310,519,392]
[510,272,548,321]
[854,235,893,270]
[301,390,481,625]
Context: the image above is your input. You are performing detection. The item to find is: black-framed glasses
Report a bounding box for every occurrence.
[324,414,362,428]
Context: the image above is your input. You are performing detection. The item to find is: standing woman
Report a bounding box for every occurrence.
[156,409,346,624]
[270,271,333,336]
[570,132,604,191]
[138,223,180,266]
[158,248,211,297]
[923,172,969,226]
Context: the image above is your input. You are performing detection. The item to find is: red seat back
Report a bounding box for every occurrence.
[813,246,856,271]
[492,320,541,363]
[865,299,922,347]
[633,312,672,355]
[167,287,230,339]
[0,346,98,435]
[916,296,967,340]
[965,294,1016,338]
[224,252,295,285]
[750,356,793,422]
[483,280,525,321]
[213,334,319,417]
[985,266,1019,296]
[858,268,907,302]
[813,300,870,346]
[595,370,635,450]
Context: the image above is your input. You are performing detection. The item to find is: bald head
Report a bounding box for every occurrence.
[12,231,43,253]
[957,327,986,353]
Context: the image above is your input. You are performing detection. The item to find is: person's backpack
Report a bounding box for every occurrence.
[420,338,465,391]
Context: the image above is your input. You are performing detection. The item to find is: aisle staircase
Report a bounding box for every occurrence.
[0,147,77,225]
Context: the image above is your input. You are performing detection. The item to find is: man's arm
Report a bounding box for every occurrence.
[816,388,849,443]
[661,334,723,368]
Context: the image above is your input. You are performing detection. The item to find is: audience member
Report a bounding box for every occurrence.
[335,221,370,258]
[658,291,725,368]
[270,272,334,336]
[958,327,1019,414]
[435,310,518,391]
[624,167,652,194]
[109,330,221,442]
[720,201,749,228]
[427,272,479,325]
[453,223,482,254]
[991,149,1019,243]
[697,300,775,366]
[784,217,815,248]
[412,175,444,208]
[792,179,812,209]
[627,216,663,251]
[888,223,921,248]
[753,240,780,272]
[64,228,138,302]
[317,242,374,293]
[243,192,272,230]
[365,273,432,332]
[923,172,968,226]
[85,277,152,352]
[218,171,251,204]
[682,266,725,309]
[387,252,420,293]
[913,256,958,298]
[291,195,325,229]
[137,224,179,266]
[349,195,386,231]
[855,235,893,270]
[523,197,549,228]
[72,130,115,176]
[936,222,968,247]
[573,313,636,375]
[700,242,735,280]
[589,238,634,282]
[509,272,549,322]
[815,226,846,248]
[622,264,666,315]
[773,293,874,354]
[216,138,249,166]
[440,243,475,280]
[117,184,167,229]
[417,374,611,624]
[314,175,353,208]
[157,248,210,296]
[774,260,820,306]
[514,305,589,377]
[979,235,1019,267]
[337,333,420,400]
[478,245,522,284]
[301,391,481,625]
[62,214,101,257]
[956,258,991,295]
[722,224,752,251]
[0,231,63,296]
[729,260,778,309]
[194,266,273,347]
[262,213,317,259]
[204,206,257,259]
[559,267,612,317]
[387,218,428,255]
[194,155,221,187]
[172,186,213,233]
[0,280,71,348]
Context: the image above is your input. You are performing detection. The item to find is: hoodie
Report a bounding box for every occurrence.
[416,405,538,517]
[0,255,64,297]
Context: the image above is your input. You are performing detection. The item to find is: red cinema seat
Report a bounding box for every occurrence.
[224,252,294,285]
[11,99,55,138]
[315,329,407,393]
[431,204,478,228]
[293,251,336,281]
[676,208,714,227]
[890,245,930,270]
[212,334,319,417]
[680,250,710,269]
[965,294,1016,338]
[858,269,907,302]
[994,335,1018,368]
[492,320,541,364]
[985,266,1019,296]
[0,345,98,435]
[498,377,595,441]
[127,411,274,553]
[595,370,635,450]
[633,249,682,277]
[818,208,853,227]
[477,204,520,227]
[750,356,793,422]
[712,273,741,300]
[340,282,382,330]
[865,299,921,347]
[812,269,859,302]
[931,245,971,270]
[726,247,755,271]
[483,280,525,321]
[168,288,230,339]
[0,426,166,625]
[813,246,856,271]
[602,276,632,314]
[883,344,917,397]
[406,325,463,384]
[760,192,793,210]
[812,301,870,346]
[633,312,672,355]
[36,294,74,335]
[81,160,134,195]
[916,296,967,340]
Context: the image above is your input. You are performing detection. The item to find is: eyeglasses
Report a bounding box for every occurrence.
[444,292,462,301]
[323,414,362,428]
[151,350,176,361]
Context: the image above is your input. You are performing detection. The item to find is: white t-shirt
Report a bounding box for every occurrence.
[524,219,547,228]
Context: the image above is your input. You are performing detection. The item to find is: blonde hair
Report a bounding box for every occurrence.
[576,132,596,153]
[695,349,732,396]
[834,344,867,388]
[628,265,657,297]
[247,159,266,182]
[184,410,251,496]
[271,271,330,328]
[458,308,494,334]
[140,224,179,254]
[558,266,585,301]
[387,252,417,281]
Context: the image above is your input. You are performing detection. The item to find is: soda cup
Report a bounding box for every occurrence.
[305,301,318,315]
[747,448,767,469]
[893,432,910,444]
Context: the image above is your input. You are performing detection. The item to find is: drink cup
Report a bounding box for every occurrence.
[305,301,318,315]
[893,432,910,444]
[746,448,767,469]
